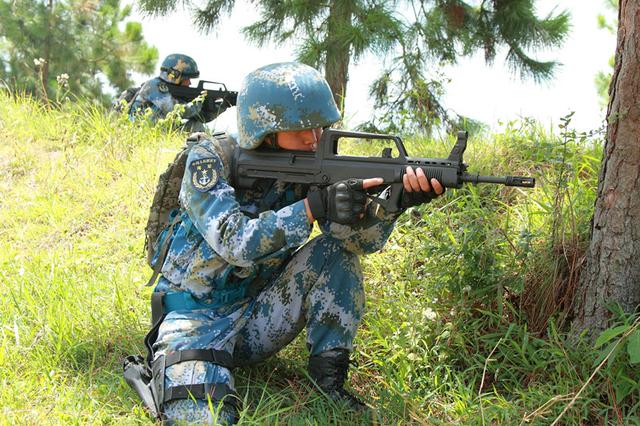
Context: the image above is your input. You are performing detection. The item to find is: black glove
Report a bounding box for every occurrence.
[400,186,446,208]
[307,179,367,224]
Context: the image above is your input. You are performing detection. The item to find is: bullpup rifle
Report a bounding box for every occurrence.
[232,129,535,213]
[167,80,237,119]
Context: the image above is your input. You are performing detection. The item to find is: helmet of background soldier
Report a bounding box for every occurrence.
[159,53,200,84]
[236,62,341,150]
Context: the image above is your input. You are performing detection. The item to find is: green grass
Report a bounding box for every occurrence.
[1,92,638,425]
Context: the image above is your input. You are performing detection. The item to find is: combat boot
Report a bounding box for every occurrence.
[307,349,367,411]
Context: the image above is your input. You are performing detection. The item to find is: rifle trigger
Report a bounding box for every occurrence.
[366,184,402,213]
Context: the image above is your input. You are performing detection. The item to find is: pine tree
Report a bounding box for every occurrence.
[0,0,158,105]
[138,0,569,131]
[367,0,570,132]
[572,0,640,336]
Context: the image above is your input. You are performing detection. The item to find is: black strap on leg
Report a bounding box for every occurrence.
[164,349,235,370]
[164,383,241,411]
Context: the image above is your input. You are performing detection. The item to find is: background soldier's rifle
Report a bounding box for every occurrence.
[167,80,238,121]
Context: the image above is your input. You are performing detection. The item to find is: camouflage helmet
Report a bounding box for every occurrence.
[237,62,341,150]
[159,53,200,84]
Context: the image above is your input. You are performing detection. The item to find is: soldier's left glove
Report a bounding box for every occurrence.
[400,186,446,209]
[307,179,367,224]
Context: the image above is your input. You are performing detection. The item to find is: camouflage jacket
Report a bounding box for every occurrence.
[159,135,401,301]
[129,77,204,128]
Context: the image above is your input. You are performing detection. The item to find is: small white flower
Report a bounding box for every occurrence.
[423,307,436,320]
[18,267,25,276]
[462,285,471,293]
[33,58,46,67]
[56,73,69,87]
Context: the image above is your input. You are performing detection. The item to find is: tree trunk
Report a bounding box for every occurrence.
[572,0,640,336]
[324,1,352,112]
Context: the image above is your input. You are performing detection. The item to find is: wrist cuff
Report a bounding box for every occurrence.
[307,190,326,220]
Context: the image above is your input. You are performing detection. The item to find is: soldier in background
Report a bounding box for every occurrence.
[128,53,218,132]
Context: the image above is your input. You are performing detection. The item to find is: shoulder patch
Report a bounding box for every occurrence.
[158,82,169,93]
[190,158,218,192]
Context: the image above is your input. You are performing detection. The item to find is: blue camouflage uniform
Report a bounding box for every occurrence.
[129,53,208,132]
[125,61,446,423]
[129,77,207,132]
[151,133,400,423]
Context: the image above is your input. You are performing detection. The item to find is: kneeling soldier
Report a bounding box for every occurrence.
[127,62,444,424]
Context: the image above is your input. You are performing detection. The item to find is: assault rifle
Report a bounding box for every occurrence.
[167,80,238,120]
[232,129,535,213]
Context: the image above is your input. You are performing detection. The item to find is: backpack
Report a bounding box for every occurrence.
[113,86,140,113]
[144,131,234,286]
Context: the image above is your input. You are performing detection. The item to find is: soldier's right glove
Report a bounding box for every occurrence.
[307,179,367,224]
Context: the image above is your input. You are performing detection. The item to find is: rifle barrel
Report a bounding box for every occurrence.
[462,173,535,188]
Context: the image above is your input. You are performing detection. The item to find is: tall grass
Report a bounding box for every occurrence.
[1,91,637,425]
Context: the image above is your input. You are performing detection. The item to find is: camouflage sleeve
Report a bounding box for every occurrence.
[180,144,312,267]
[318,202,400,255]
[129,81,163,120]
[179,99,204,120]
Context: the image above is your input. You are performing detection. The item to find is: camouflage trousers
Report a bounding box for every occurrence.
[153,235,364,424]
